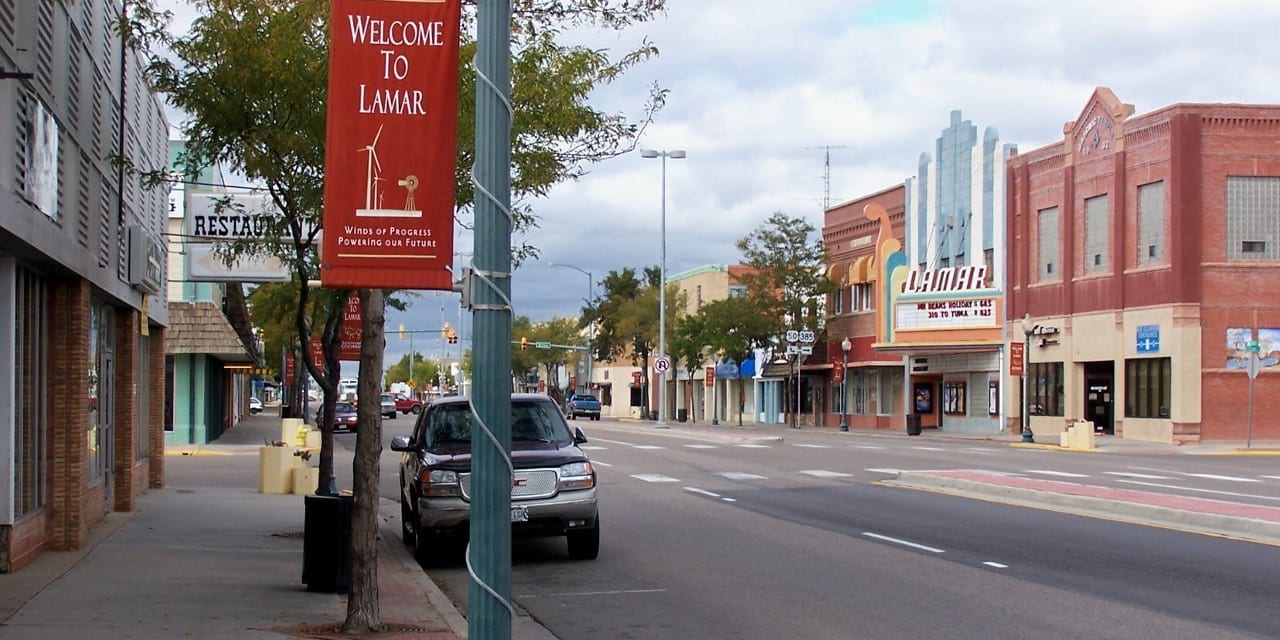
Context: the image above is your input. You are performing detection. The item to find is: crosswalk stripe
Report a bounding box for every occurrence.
[852,445,885,450]
[793,444,831,448]
[632,445,664,450]
[911,446,944,451]
[684,444,717,449]
[630,474,679,483]
[736,444,771,448]
[579,445,607,450]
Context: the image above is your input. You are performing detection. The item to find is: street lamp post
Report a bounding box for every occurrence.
[1020,313,1036,443]
[839,337,851,432]
[550,262,593,394]
[640,148,686,427]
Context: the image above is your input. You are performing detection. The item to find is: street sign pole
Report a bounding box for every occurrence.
[1247,350,1260,448]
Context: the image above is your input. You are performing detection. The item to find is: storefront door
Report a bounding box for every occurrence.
[1083,361,1113,435]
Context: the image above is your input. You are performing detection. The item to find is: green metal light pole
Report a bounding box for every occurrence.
[471,1,514,638]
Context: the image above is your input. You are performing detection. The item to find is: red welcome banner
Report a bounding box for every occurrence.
[321,0,462,289]
[340,293,363,360]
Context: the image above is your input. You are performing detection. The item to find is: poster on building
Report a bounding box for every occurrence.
[321,0,462,290]
[1227,327,1280,369]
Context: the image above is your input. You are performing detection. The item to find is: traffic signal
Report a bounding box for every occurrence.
[520,336,528,350]
[448,329,458,344]
[398,323,405,340]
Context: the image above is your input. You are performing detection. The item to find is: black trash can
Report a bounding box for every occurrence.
[677,409,688,423]
[906,415,923,436]
[302,494,352,592]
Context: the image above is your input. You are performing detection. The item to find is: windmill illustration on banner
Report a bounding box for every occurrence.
[356,123,422,218]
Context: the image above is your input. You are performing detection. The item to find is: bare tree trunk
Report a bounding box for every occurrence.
[343,288,385,633]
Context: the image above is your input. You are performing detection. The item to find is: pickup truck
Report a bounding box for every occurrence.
[394,393,424,415]
[565,393,601,421]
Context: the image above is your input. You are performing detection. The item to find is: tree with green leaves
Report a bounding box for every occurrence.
[131,0,667,631]
[591,266,684,418]
[734,212,835,337]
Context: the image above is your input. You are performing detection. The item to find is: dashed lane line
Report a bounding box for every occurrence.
[580,445,608,450]
[911,446,945,451]
[632,445,665,450]
[862,532,945,553]
[683,487,722,499]
[684,444,717,449]
[719,472,767,480]
[630,474,679,483]
[865,468,905,475]
[1023,469,1089,478]
[799,470,852,478]
[793,443,832,448]
[983,562,1008,569]
[1102,471,1170,479]
[1183,473,1259,483]
[736,444,771,448]
[1116,480,1280,502]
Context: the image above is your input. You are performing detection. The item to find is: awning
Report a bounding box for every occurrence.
[166,301,256,364]
[827,261,845,286]
[848,256,869,284]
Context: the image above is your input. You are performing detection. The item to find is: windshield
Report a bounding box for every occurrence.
[426,400,570,448]
[335,402,355,413]
[573,395,598,402]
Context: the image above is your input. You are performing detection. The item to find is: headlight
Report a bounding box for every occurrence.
[558,461,595,491]
[421,469,460,497]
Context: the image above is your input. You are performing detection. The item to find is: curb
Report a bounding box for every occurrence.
[884,472,1280,546]
[1009,442,1105,453]
[377,499,469,638]
[590,422,783,445]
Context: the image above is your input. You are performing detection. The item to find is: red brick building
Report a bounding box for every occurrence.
[822,185,907,429]
[1007,87,1280,443]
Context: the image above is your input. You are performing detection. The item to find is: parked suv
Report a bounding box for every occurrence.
[390,394,599,562]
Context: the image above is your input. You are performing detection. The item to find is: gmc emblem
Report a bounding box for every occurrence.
[513,478,529,487]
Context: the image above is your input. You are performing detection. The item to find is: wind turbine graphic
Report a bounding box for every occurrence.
[359,124,384,210]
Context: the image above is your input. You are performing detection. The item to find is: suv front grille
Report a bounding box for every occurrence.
[459,469,558,501]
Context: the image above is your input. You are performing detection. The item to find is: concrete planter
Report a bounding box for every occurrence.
[291,466,320,495]
[258,446,300,494]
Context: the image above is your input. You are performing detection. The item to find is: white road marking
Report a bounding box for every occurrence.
[579,445,608,450]
[592,461,612,467]
[862,532,945,553]
[1183,473,1259,483]
[800,470,852,478]
[983,561,1008,569]
[1264,476,1280,481]
[911,446,945,451]
[520,588,667,599]
[963,448,996,454]
[1023,470,1089,478]
[684,444,717,449]
[592,438,638,447]
[630,474,679,483]
[684,487,722,498]
[793,443,832,448]
[1102,471,1170,479]
[865,468,905,475]
[736,444,771,448]
[719,472,767,480]
[1116,480,1280,501]
[852,445,885,450]
[632,445,665,450]
[722,498,737,502]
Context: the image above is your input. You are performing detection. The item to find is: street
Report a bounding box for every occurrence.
[328,417,1280,639]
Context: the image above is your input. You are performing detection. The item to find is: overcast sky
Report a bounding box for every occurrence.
[162,0,1280,367]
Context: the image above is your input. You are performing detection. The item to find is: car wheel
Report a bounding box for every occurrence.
[592,415,599,421]
[411,405,422,415]
[389,412,397,419]
[400,496,416,548]
[567,519,600,560]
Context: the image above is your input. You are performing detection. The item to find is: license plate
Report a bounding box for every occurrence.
[510,505,529,523]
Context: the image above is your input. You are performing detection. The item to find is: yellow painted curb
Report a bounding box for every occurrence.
[1009,442,1105,453]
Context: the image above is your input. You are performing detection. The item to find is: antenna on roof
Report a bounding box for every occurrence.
[805,144,848,211]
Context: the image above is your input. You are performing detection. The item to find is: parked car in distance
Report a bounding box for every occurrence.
[565,393,601,421]
[390,393,599,563]
[394,392,424,415]
[380,393,398,419]
[317,401,359,432]
[249,397,263,415]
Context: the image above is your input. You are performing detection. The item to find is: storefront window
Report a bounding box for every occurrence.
[943,381,967,414]
[1029,362,1064,417]
[1125,358,1171,419]
[15,265,48,518]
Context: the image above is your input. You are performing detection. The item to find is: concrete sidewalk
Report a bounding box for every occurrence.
[0,413,550,639]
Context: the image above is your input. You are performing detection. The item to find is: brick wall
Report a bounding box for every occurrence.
[46,279,91,550]
[112,310,138,511]
[149,327,166,489]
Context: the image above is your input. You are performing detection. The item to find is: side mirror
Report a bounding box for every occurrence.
[573,427,588,445]
[389,435,412,452]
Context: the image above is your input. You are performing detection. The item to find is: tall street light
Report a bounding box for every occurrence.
[640,148,686,427]
[550,262,593,394]
[1020,313,1036,443]
[839,337,851,432]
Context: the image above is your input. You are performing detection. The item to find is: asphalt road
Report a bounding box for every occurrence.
[337,416,1280,639]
